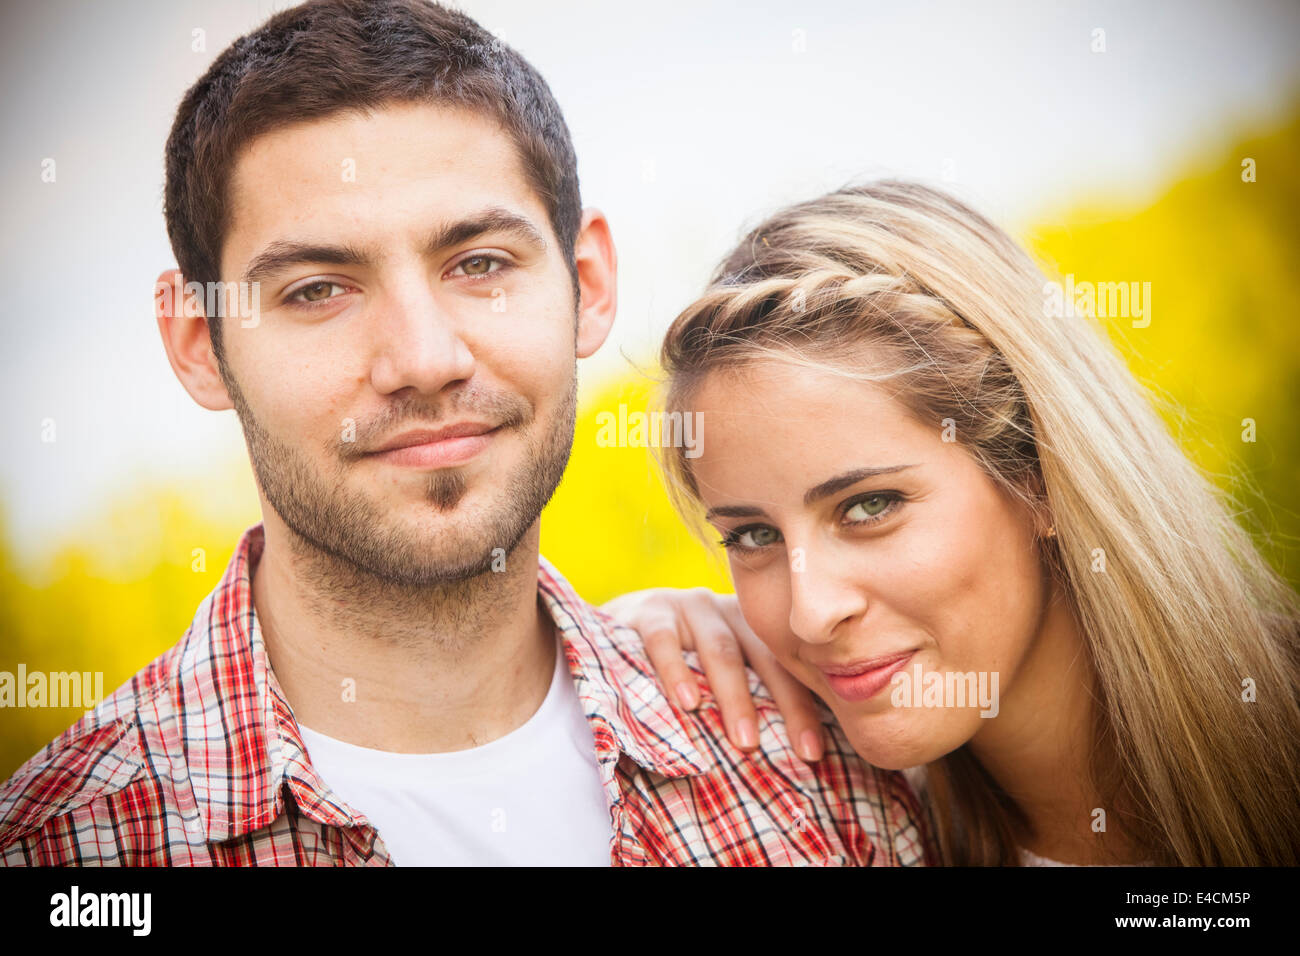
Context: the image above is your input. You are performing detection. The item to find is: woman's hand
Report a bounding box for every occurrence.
[600,587,826,762]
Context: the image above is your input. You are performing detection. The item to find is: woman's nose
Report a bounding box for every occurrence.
[786,545,870,644]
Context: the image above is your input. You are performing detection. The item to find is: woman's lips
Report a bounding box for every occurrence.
[820,651,916,703]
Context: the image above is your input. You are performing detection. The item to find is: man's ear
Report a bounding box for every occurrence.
[573,208,617,359]
[154,268,234,411]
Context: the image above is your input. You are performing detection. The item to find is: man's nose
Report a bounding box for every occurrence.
[367,270,476,396]
[786,543,870,645]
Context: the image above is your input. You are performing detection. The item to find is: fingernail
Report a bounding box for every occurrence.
[737,718,758,749]
[675,681,698,710]
[799,729,823,762]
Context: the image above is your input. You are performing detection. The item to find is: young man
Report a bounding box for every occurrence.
[0,0,931,866]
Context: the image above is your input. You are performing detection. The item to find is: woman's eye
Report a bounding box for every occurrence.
[453,255,505,279]
[720,525,782,551]
[844,492,900,524]
[287,281,345,306]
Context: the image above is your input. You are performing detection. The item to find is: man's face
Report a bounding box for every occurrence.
[217,102,579,585]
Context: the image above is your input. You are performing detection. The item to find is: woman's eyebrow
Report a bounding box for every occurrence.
[704,504,768,521]
[803,465,915,506]
[704,465,916,521]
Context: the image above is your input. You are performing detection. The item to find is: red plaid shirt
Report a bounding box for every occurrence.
[0,523,934,866]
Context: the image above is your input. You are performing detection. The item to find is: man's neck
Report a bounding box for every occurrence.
[250,514,557,754]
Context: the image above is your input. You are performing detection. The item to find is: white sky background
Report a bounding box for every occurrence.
[1,0,1297,558]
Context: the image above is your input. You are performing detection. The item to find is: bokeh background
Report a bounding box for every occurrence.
[2,0,1298,779]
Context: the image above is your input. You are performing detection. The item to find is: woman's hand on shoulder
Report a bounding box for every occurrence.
[600,587,825,762]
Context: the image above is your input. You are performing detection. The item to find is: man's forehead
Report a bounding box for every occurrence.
[227,102,524,205]
[221,102,545,273]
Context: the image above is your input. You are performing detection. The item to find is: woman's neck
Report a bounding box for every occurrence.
[965,585,1142,865]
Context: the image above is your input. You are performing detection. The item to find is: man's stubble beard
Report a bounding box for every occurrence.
[220,359,577,622]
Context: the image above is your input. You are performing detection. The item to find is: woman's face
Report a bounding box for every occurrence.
[689,357,1052,769]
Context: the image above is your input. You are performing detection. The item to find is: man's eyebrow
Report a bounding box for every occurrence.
[241,240,368,286]
[239,206,549,285]
[703,465,916,522]
[426,207,548,259]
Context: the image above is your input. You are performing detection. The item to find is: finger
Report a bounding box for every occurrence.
[682,595,761,751]
[748,653,824,762]
[614,606,702,711]
[600,591,698,652]
[719,599,824,762]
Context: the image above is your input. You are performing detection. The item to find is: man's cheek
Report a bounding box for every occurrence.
[498,307,573,352]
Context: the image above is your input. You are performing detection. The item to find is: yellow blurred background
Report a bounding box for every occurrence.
[2,107,1297,781]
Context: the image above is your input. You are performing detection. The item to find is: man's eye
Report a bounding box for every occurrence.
[453,255,506,278]
[720,525,782,551]
[287,281,345,305]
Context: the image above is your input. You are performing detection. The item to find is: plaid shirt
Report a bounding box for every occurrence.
[0,523,934,866]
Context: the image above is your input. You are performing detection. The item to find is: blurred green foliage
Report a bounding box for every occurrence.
[2,109,1297,781]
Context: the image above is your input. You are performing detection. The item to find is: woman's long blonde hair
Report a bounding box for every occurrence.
[657,179,1300,865]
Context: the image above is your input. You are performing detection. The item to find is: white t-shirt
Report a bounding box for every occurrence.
[297,633,612,866]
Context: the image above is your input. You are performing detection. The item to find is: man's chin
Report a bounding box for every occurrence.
[348,532,509,586]
[358,499,534,581]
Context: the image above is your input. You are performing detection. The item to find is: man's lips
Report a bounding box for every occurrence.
[817,651,917,704]
[365,422,499,468]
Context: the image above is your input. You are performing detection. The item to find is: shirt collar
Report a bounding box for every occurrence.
[180,524,710,844]
[537,554,711,779]
[178,523,361,843]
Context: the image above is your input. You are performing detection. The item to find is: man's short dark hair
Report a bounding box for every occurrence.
[163,0,582,363]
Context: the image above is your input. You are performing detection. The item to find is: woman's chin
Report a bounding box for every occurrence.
[843,717,967,771]
[854,747,930,771]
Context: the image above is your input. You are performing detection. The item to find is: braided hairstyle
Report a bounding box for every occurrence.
[656,179,1300,865]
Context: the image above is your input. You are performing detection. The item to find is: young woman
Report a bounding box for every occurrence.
[602,180,1300,866]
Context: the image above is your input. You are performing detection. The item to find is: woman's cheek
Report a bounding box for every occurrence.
[880,511,991,658]
[732,563,798,663]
